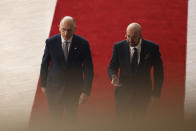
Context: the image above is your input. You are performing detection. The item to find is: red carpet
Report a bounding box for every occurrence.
[30,0,188,123]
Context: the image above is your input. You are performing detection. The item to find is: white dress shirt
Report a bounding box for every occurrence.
[130,39,142,64]
[61,35,73,52]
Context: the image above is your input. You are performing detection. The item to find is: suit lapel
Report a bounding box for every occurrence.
[67,34,78,63]
[120,41,131,65]
[56,34,78,65]
[140,39,150,65]
[56,34,67,66]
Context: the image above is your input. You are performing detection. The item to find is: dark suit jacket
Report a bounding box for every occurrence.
[108,39,164,97]
[40,34,94,98]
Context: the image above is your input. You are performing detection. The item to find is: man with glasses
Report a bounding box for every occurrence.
[108,23,164,123]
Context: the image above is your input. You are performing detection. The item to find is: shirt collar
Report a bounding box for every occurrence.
[61,35,73,44]
[130,39,142,50]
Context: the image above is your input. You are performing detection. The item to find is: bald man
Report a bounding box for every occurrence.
[108,23,164,122]
[39,16,94,124]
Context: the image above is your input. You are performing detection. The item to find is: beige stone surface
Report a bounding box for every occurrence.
[0,0,56,130]
[185,0,196,119]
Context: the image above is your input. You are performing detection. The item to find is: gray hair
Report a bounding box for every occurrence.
[59,16,76,28]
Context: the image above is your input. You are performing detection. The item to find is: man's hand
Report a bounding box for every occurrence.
[40,87,46,94]
[111,75,121,87]
[79,92,88,104]
[150,96,159,106]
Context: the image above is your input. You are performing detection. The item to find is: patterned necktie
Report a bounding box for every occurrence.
[63,41,69,62]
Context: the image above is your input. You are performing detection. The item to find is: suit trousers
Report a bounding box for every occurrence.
[46,86,81,126]
[115,85,151,122]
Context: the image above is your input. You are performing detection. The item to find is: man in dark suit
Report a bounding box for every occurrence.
[39,16,94,124]
[108,23,164,123]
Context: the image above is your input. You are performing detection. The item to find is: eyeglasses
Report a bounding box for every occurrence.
[126,35,139,40]
[60,28,73,33]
